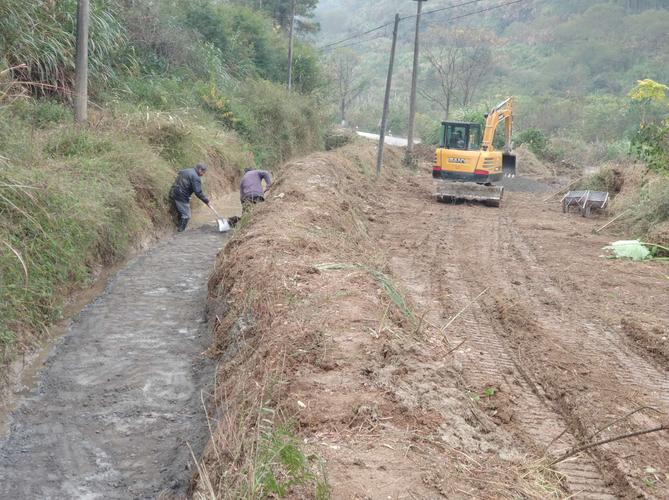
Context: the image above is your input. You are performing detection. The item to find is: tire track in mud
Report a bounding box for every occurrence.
[0,226,225,499]
[431,207,617,499]
[376,193,617,498]
[492,206,669,497]
[502,212,669,408]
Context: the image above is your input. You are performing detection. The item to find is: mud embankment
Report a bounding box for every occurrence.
[198,143,566,498]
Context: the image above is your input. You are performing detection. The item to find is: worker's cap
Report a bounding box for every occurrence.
[195,163,209,173]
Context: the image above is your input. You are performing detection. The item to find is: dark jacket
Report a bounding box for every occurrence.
[240,170,272,201]
[170,168,209,204]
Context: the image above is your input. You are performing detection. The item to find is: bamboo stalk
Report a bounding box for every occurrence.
[543,177,584,202]
[594,210,630,233]
[439,288,489,335]
[550,425,667,466]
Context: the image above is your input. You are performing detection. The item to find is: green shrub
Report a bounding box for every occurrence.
[227,79,324,167]
[46,130,112,158]
[10,99,72,128]
[516,128,550,158]
[579,165,625,193]
[181,1,286,82]
[630,121,669,172]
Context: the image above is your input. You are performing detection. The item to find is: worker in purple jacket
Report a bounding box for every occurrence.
[239,167,272,211]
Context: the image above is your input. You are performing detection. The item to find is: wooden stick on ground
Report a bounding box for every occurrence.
[545,405,661,454]
[587,406,662,441]
[445,339,467,356]
[594,210,630,234]
[439,287,489,335]
[543,177,584,203]
[550,425,667,467]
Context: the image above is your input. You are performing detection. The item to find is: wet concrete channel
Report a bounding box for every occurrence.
[0,222,228,499]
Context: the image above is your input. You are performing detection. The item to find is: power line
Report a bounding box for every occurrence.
[320,33,388,52]
[318,21,394,51]
[318,0,489,51]
[317,0,530,52]
[422,0,529,28]
[406,0,491,20]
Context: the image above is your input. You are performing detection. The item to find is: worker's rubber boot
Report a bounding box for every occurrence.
[177,217,189,232]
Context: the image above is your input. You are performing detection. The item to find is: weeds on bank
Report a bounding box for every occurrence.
[199,361,330,499]
[315,263,417,327]
[251,419,319,497]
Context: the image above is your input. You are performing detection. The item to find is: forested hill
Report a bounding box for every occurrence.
[315,0,669,147]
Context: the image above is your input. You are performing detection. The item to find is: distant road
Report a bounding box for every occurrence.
[356,131,421,148]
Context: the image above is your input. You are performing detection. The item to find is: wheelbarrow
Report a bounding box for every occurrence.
[561,190,609,217]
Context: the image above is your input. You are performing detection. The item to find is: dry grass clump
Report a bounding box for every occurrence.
[515,144,555,178]
[613,169,669,245]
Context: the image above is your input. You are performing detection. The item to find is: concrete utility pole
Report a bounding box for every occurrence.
[376,14,401,177]
[287,0,296,92]
[406,0,427,155]
[74,0,89,124]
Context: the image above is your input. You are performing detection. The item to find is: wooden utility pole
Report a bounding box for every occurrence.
[406,0,427,155]
[74,0,89,124]
[376,14,401,177]
[287,0,296,92]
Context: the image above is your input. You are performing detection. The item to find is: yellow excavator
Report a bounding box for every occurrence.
[432,97,516,207]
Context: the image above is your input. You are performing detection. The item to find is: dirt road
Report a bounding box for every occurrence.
[371,171,669,497]
[0,225,226,499]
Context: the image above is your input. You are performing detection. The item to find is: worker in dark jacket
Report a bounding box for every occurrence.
[240,168,272,211]
[169,163,211,232]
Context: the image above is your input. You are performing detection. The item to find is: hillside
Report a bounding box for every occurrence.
[316,0,669,147]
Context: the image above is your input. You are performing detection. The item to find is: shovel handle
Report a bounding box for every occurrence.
[207,204,221,219]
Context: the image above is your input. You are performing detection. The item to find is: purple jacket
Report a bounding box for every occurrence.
[240,170,272,201]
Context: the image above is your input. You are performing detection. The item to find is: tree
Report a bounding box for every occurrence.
[629,79,669,119]
[329,48,369,126]
[419,28,493,120]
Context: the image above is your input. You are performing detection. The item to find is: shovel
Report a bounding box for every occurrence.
[207,205,231,233]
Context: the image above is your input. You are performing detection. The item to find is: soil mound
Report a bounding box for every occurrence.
[198,144,564,498]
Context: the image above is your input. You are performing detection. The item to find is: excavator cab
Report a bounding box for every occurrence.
[441,122,482,151]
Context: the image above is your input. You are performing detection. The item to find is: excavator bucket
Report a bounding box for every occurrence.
[434,180,505,207]
[503,153,516,178]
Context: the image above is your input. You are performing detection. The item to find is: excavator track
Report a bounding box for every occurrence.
[434,180,504,207]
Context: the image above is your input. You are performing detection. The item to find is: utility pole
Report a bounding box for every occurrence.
[74,0,90,124]
[376,14,401,177]
[287,0,296,92]
[406,0,427,156]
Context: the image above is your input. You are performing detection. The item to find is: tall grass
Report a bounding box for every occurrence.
[0,0,127,95]
[224,79,324,167]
